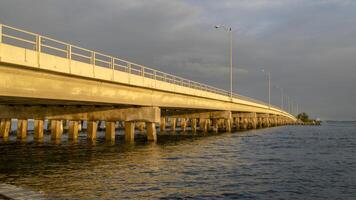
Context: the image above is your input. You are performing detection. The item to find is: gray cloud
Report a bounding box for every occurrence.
[1,0,355,120]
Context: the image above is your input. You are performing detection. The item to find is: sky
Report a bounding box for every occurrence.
[0,0,355,120]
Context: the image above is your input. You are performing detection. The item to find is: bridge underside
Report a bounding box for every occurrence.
[0,63,296,143]
[0,63,293,116]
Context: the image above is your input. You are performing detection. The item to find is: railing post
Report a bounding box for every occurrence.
[92,51,95,77]
[142,67,145,77]
[0,24,2,43]
[67,45,71,59]
[127,63,131,74]
[0,24,2,61]
[67,45,72,73]
[111,57,115,81]
[36,35,41,52]
[36,35,41,67]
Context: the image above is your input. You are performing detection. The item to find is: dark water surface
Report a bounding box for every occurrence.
[0,122,355,199]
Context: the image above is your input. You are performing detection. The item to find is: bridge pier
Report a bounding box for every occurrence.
[125,121,135,143]
[160,117,166,132]
[87,121,97,140]
[0,119,11,138]
[105,121,116,141]
[34,119,44,140]
[171,118,177,132]
[212,119,218,133]
[191,118,197,133]
[234,117,240,130]
[181,118,187,132]
[136,122,145,132]
[225,119,231,132]
[69,121,79,140]
[51,120,63,140]
[257,117,263,128]
[17,119,28,140]
[199,119,208,132]
[146,122,157,141]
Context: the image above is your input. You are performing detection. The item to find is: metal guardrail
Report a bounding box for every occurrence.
[0,24,287,113]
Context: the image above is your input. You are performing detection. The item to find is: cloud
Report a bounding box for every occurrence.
[1,0,356,119]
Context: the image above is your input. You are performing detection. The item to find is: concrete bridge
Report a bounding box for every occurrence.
[0,24,296,143]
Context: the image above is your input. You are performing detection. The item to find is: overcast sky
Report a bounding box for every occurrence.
[1,0,355,120]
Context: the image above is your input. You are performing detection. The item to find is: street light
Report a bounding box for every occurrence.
[261,69,271,109]
[214,25,234,99]
[275,85,284,110]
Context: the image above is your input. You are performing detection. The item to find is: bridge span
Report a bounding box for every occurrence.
[0,24,296,142]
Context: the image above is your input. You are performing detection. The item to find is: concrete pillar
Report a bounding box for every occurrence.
[137,122,145,132]
[225,119,231,132]
[251,113,257,129]
[63,120,69,131]
[241,118,248,130]
[235,117,240,130]
[105,121,116,141]
[125,121,135,143]
[51,120,63,140]
[181,118,187,132]
[17,119,28,139]
[191,118,197,133]
[87,121,97,140]
[146,122,157,141]
[78,121,82,131]
[199,119,208,132]
[212,118,218,133]
[207,119,212,131]
[0,119,11,138]
[160,117,166,132]
[171,118,176,132]
[69,121,79,140]
[34,119,44,140]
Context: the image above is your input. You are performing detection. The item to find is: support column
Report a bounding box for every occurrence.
[265,115,270,127]
[257,117,262,128]
[137,122,145,132]
[78,120,82,131]
[171,118,176,132]
[0,119,11,138]
[235,117,240,130]
[181,118,187,132]
[125,121,135,143]
[191,118,197,133]
[34,119,44,140]
[212,118,218,133]
[105,121,116,141]
[199,119,208,132]
[51,120,63,140]
[160,117,166,132]
[251,113,257,129]
[69,121,79,140]
[87,121,97,140]
[63,120,69,131]
[241,118,248,130]
[146,122,157,141]
[225,119,231,132]
[17,119,28,139]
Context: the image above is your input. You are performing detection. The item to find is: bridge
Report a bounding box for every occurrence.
[0,24,296,143]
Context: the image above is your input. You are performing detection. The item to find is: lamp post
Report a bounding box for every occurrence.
[275,85,284,110]
[214,25,234,99]
[261,69,271,109]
